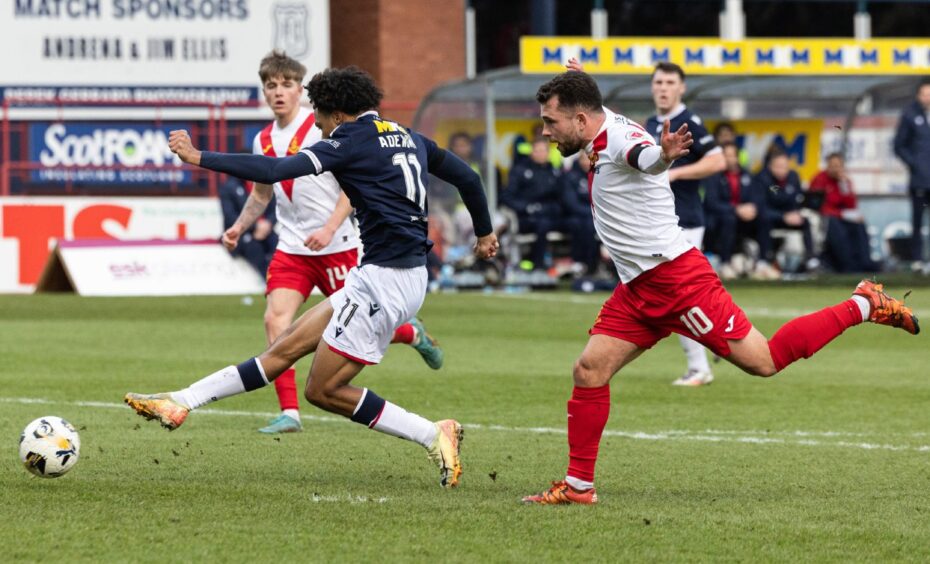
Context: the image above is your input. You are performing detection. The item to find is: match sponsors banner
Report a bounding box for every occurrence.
[1,0,330,102]
[40,239,265,297]
[521,37,930,75]
[0,196,223,293]
[28,122,191,184]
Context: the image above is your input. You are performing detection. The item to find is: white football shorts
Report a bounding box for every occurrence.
[322,264,427,364]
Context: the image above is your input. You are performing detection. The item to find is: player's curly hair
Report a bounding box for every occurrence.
[304,66,383,115]
[535,72,603,112]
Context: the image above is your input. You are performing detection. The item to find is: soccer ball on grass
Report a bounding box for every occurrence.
[19,416,81,478]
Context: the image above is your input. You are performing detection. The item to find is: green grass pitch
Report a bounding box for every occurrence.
[2,285,929,562]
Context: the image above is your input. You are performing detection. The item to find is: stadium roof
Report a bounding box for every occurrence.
[413,66,925,205]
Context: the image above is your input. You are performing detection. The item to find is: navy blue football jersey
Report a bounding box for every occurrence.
[300,112,435,268]
[646,106,718,229]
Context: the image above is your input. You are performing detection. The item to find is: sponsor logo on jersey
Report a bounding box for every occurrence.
[334,327,344,338]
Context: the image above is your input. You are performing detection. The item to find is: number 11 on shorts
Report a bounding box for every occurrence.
[680,306,713,337]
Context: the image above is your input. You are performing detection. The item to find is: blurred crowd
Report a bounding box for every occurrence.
[421,125,873,286]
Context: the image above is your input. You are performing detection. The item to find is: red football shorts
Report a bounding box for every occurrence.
[591,248,752,357]
[265,248,359,298]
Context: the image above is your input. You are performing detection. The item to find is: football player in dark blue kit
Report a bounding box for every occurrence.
[125,67,499,489]
[645,62,725,387]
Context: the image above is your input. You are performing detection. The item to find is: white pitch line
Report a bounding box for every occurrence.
[3,396,929,454]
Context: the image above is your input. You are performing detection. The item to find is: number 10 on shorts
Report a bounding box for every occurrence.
[680,306,714,337]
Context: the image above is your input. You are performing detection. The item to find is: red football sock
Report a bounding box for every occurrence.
[566,384,611,484]
[273,368,299,411]
[767,299,862,372]
[392,323,416,344]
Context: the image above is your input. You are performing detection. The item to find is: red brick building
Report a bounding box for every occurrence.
[331,0,467,125]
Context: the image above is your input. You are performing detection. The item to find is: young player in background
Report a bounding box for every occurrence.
[126,66,499,489]
[523,69,918,505]
[645,62,726,387]
[225,52,443,435]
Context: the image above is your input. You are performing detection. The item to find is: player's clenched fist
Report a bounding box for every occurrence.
[168,130,203,166]
[474,233,500,260]
[222,225,242,250]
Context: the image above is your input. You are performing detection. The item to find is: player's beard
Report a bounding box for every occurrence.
[555,134,585,157]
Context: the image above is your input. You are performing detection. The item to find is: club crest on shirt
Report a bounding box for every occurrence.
[588,151,599,166]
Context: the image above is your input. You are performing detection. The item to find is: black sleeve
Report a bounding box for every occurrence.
[703,175,733,215]
[687,116,717,159]
[426,143,493,237]
[200,151,318,185]
[894,111,916,170]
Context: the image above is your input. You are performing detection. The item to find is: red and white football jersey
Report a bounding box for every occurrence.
[586,108,693,283]
[252,106,359,256]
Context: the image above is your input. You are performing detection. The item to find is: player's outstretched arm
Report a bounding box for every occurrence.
[427,145,498,259]
[168,129,317,185]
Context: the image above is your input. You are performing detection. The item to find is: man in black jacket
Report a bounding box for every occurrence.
[501,137,565,270]
[752,147,816,272]
[704,143,771,279]
[893,79,930,265]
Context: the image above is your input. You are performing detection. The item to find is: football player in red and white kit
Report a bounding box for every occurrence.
[523,70,919,505]
[223,51,443,434]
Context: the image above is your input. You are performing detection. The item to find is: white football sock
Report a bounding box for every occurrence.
[851,295,871,322]
[282,409,300,421]
[171,364,253,410]
[371,402,438,448]
[679,334,711,373]
[565,476,594,491]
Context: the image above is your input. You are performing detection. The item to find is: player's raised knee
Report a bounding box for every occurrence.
[573,356,608,387]
[304,383,328,408]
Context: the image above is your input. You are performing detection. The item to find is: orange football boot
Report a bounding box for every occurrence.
[853,279,920,335]
[124,393,190,431]
[522,480,598,505]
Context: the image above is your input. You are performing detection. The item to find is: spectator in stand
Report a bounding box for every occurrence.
[753,147,818,272]
[712,121,750,169]
[449,132,482,175]
[559,151,600,274]
[500,137,564,270]
[893,78,930,268]
[219,176,277,276]
[703,142,771,279]
[809,152,880,273]
[513,123,563,171]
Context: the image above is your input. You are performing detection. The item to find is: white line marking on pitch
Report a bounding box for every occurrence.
[3,396,928,454]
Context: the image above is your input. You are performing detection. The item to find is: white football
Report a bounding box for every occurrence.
[19,416,81,478]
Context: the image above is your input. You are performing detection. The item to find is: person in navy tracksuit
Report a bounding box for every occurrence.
[893,79,930,264]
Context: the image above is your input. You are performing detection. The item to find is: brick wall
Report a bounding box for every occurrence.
[331,0,466,125]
